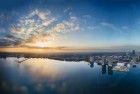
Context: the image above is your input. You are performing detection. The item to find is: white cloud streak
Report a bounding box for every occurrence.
[7,9,79,47]
[101,22,122,32]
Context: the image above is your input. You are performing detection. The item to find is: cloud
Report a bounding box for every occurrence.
[82,15,91,19]
[0,13,10,23]
[0,9,79,47]
[100,22,122,32]
[64,7,72,13]
[0,35,22,46]
[0,28,7,34]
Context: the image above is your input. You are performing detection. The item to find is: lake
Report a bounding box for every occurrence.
[0,57,140,94]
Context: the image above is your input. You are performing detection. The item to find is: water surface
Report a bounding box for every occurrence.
[0,57,140,94]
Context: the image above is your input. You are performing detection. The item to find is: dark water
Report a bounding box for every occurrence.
[0,57,140,94]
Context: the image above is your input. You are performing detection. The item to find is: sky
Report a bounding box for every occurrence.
[0,0,140,51]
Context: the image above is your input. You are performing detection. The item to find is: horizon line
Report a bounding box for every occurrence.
[0,46,138,53]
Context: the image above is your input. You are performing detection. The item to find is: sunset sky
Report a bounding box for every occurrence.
[0,0,140,51]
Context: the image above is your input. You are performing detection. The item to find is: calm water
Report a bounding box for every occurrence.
[0,57,140,94]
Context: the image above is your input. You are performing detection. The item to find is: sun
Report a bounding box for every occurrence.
[35,41,47,48]
[23,41,49,48]
[22,35,54,48]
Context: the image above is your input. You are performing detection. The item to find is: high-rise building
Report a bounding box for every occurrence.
[132,50,136,56]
